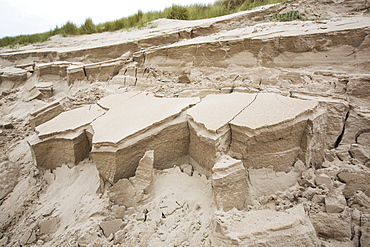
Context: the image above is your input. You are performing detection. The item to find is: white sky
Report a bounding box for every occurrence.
[0,0,215,38]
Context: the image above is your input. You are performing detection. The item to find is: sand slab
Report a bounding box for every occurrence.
[36,104,105,138]
[187,93,257,133]
[92,94,199,144]
[96,91,142,110]
[230,93,318,131]
[167,16,370,47]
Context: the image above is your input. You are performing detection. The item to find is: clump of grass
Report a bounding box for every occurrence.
[79,18,97,34]
[0,32,52,48]
[166,5,189,20]
[275,10,306,22]
[0,0,288,48]
[57,21,79,37]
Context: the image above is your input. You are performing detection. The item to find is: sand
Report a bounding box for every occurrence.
[1,0,370,246]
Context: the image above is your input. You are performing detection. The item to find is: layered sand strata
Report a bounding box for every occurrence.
[187,93,257,174]
[188,93,324,173]
[229,93,324,171]
[91,93,199,183]
[28,92,324,184]
[29,104,105,169]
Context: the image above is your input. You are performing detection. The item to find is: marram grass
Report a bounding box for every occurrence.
[0,0,288,48]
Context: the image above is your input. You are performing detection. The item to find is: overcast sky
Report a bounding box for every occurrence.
[0,0,215,38]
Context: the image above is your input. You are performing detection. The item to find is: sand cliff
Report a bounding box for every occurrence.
[1,0,370,246]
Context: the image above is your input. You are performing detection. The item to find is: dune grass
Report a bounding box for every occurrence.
[274,10,306,21]
[0,0,287,48]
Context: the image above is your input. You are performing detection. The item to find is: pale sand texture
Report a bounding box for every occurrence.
[0,0,370,246]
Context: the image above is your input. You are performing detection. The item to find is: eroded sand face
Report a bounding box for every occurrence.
[1,0,370,246]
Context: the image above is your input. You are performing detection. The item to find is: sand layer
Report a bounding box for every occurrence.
[1,0,370,246]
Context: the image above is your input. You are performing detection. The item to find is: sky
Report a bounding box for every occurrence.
[0,0,215,38]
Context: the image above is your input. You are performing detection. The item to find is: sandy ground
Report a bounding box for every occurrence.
[0,0,370,246]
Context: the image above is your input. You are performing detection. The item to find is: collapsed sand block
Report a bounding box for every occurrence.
[66,65,86,84]
[341,107,370,146]
[0,161,19,200]
[92,118,190,184]
[23,80,55,101]
[29,97,71,130]
[299,108,327,168]
[212,156,250,211]
[230,93,324,172]
[343,173,370,199]
[0,67,27,90]
[291,93,349,149]
[67,59,124,84]
[99,219,124,237]
[39,216,60,234]
[35,61,72,80]
[91,93,199,183]
[187,93,257,174]
[85,61,122,82]
[213,205,319,246]
[349,144,370,165]
[34,82,54,98]
[310,212,352,242]
[248,161,305,200]
[109,178,137,207]
[35,104,105,140]
[188,92,324,173]
[29,104,105,169]
[15,62,35,73]
[109,150,155,207]
[130,150,155,193]
[347,74,370,102]
[29,131,91,170]
[110,67,153,86]
[325,187,347,213]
